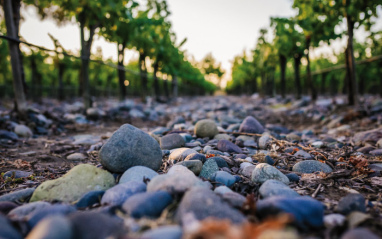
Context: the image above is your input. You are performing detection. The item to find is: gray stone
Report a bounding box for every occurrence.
[66,153,87,161]
[294,150,313,159]
[160,134,185,150]
[101,181,146,206]
[293,160,333,173]
[220,192,246,209]
[199,159,219,180]
[0,214,23,239]
[369,149,382,156]
[129,109,145,118]
[119,166,158,184]
[30,164,115,203]
[213,171,236,187]
[3,170,32,179]
[194,119,219,138]
[214,134,232,141]
[286,133,301,142]
[353,128,382,146]
[376,138,382,148]
[122,191,173,219]
[238,116,265,134]
[26,215,73,239]
[99,124,163,173]
[241,165,256,178]
[0,188,35,203]
[217,140,242,153]
[8,202,51,221]
[175,160,203,175]
[169,148,198,162]
[259,179,299,198]
[147,167,207,194]
[214,186,233,195]
[14,125,33,137]
[176,187,246,224]
[259,134,272,149]
[68,211,124,239]
[336,193,366,215]
[251,163,289,184]
[141,225,182,239]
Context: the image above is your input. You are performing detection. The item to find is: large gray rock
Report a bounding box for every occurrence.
[194,119,219,138]
[99,124,163,173]
[175,187,246,224]
[239,116,265,134]
[293,160,333,173]
[251,163,289,184]
[30,164,115,203]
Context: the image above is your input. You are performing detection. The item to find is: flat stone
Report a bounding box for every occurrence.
[3,170,32,179]
[259,179,300,198]
[220,192,247,209]
[0,188,35,203]
[293,160,333,173]
[239,116,265,134]
[199,159,219,180]
[217,140,243,154]
[251,163,289,184]
[26,215,73,239]
[194,119,219,138]
[214,186,233,195]
[160,133,185,150]
[66,153,87,161]
[0,130,18,141]
[122,191,173,219]
[119,166,158,184]
[99,124,163,173]
[176,187,246,224]
[101,181,146,206]
[30,164,115,203]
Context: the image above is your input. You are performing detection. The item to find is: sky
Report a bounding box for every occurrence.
[17,1,382,87]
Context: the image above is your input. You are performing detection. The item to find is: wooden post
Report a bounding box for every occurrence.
[3,0,27,114]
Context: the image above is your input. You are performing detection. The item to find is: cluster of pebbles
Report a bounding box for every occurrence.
[1,96,382,239]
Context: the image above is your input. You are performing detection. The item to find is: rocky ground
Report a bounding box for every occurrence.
[0,95,382,239]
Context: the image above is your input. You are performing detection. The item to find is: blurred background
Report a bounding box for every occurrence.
[1,0,382,112]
